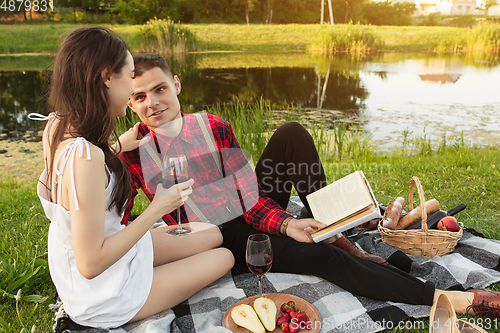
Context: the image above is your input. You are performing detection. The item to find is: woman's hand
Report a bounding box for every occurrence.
[149,179,194,218]
[286,218,326,243]
[112,122,141,153]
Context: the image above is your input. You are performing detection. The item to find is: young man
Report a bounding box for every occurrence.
[118,53,500,316]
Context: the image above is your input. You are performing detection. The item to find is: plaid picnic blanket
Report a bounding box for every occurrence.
[56,225,500,333]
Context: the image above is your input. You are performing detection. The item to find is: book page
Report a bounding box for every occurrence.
[311,204,377,238]
[306,171,375,226]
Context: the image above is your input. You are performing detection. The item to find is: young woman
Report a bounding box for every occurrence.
[34,27,234,329]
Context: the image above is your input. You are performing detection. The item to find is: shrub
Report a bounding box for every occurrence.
[308,23,383,53]
[137,18,197,53]
[465,21,500,52]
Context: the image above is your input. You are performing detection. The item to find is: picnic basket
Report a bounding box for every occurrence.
[378,176,463,257]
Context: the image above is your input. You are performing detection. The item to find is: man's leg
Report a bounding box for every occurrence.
[254,122,386,264]
[255,122,326,214]
[220,218,434,306]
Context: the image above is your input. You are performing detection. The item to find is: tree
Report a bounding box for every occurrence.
[331,0,366,24]
[243,0,256,24]
[265,0,275,23]
[362,1,416,26]
[483,0,499,10]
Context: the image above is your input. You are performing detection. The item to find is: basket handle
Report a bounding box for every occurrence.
[407,176,428,232]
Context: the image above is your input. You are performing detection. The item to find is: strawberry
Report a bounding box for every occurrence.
[281,322,290,332]
[296,311,308,323]
[304,320,313,329]
[289,323,301,333]
[289,311,298,319]
[282,301,296,313]
[276,314,289,327]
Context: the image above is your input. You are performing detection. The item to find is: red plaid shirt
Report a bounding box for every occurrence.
[120,113,292,236]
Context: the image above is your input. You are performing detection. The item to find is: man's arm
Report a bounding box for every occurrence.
[213,116,325,240]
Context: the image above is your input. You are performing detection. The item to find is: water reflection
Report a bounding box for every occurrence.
[179,67,368,115]
[0,71,48,141]
[1,52,499,147]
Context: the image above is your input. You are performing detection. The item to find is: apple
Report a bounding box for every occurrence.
[437,216,460,232]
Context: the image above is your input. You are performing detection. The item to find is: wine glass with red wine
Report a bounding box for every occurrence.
[163,154,191,236]
[246,234,273,295]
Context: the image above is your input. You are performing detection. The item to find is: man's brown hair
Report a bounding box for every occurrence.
[133,53,173,79]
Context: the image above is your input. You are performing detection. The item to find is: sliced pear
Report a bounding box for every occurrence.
[253,297,277,331]
[231,304,265,333]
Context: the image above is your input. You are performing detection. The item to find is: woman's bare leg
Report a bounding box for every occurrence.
[129,247,234,322]
[150,222,223,266]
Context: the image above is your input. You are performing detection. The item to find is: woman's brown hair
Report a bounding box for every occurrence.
[47,27,131,213]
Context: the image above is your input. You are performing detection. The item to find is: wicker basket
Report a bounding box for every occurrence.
[378,176,463,257]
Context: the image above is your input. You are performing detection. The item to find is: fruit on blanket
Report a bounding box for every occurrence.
[231,304,265,333]
[253,297,277,331]
[437,216,460,232]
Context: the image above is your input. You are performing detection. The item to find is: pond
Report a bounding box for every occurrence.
[1,52,499,149]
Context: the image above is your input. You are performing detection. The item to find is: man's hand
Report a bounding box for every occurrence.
[286,218,326,243]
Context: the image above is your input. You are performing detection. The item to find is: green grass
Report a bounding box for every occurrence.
[2,100,500,331]
[2,23,499,55]
[2,146,500,332]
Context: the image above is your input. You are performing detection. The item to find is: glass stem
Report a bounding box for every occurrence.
[177,207,182,230]
[258,275,263,295]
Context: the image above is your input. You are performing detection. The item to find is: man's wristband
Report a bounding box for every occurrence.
[280,217,293,236]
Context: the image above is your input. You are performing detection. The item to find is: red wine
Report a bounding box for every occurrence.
[246,254,272,276]
[163,174,189,188]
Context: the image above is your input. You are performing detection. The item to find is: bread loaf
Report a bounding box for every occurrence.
[395,199,440,230]
[382,197,405,229]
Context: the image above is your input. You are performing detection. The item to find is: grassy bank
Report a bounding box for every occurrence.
[1,23,498,55]
[2,100,500,331]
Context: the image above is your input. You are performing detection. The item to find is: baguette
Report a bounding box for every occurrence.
[395,199,440,230]
[382,197,405,230]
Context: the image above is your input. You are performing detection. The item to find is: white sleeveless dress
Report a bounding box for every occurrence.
[37,137,153,328]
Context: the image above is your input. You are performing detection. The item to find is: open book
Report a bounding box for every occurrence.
[306,171,381,243]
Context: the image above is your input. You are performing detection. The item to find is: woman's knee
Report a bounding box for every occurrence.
[190,222,224,248]
[213,247,235,271]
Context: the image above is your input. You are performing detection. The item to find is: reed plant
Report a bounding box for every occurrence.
[465,21,500,52]
[205,98,274,163]
[308,23,383,53]
[136,18,197,53]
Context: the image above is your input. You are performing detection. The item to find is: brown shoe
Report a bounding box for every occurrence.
[466,289,500,318]
[331,235,387,265]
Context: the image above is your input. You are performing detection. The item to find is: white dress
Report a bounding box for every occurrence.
[37,137,154,328]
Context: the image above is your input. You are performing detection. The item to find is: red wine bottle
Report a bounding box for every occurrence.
[246,254,272,277]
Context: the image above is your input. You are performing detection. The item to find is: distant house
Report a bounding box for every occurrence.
[436,0,476,15]
[488,5,500,15]
[392,0,438,15]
